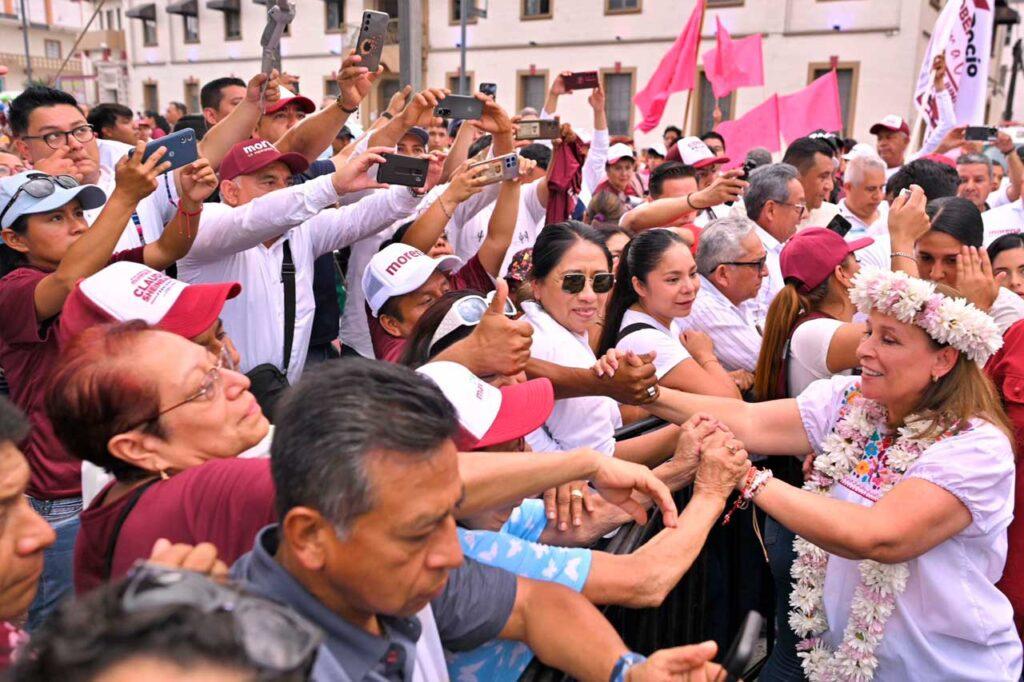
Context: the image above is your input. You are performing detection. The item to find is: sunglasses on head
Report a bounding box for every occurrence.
[0,173,79,226]
[428,291,517,356]
[560,272,614,294]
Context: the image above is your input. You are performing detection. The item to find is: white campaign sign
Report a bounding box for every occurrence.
[914,0,994,129]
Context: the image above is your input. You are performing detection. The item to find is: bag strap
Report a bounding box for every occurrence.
[616,322,656,344]
[774,311,836,400]
[104,478,160,581]
[281,240,296,373]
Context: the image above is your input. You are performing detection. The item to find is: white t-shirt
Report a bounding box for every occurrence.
[447,180,546,277]
[796,376,1022,681]
[983,199,1024,247]
[521,301,621,456]
[614,308,690,379]
[788,317,850,396]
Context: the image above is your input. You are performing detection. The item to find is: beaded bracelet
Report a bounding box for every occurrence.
[722,468,774,525]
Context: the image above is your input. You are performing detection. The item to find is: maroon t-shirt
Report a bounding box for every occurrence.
[74,457,276,594]
[368,254,496,362]
[0,249,146,499]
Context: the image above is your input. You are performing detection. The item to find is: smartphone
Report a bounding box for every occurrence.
[965,125,998,142]
[826,213,853,238]
[563,71,599,91]
[719,611,763,682]
[467,133,493,162]
[479,82,497,98]
[434,94,484,121]
[376,153,428,188]
[468,153,519,185]
[515,119,561,141]
[128,128,198,174]
[355,10,389,73]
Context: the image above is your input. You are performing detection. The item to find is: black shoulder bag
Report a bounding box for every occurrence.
[245,241,295,422]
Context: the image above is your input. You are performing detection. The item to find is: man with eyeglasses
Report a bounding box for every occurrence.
[681,215,769,375]
[743,162,805,323]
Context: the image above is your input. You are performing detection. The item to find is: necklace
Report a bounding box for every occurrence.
[790,385,959,681]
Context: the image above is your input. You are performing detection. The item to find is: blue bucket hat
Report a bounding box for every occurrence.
[0,171,107,229]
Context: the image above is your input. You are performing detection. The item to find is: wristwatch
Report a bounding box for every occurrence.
[610,652,647,682]
[335,94,359,114]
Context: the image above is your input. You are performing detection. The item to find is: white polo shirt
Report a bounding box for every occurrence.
[615,308,690,379]
[837,199,888,241]
[521,301,621,456]
[177,174,420,382]
[678,275,762,372]
[88,139,180,252]
[743,225,786,325]
[983,199,1024,247]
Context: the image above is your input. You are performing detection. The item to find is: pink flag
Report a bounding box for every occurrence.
[777,70,843,143]
[715,95,780,169]
[633,0,704,133]
[702,17,764,99]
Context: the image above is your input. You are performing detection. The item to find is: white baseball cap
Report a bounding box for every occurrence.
[363,242,462,317]
[842,142,882,162]
[606,143,636,165]
[869,115,910,136]
[645,142,668,158]
[416,361,554,450]
[675,136,730,169]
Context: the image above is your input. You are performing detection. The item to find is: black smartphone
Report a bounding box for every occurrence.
[826,213,853,238]
[127,128,198,174]
[376,153,428,188]
[467,133,493,161]
[965,125,998,142]
[355,10,389,73]
[434,94,484,121]
[479,82,497,98]
[563,71,600,91]
[719,611,763,682]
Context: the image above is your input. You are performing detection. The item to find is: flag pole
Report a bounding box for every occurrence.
[682,0,707,135]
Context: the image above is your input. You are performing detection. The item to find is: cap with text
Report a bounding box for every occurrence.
[363,243,462,317]
[219,138,309,182]
[672,136,730,169]
[869,115,910,137]
[417,361,554,450]
[59,261,241,344]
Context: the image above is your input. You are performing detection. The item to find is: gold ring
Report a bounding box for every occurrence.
[570,489,585,499]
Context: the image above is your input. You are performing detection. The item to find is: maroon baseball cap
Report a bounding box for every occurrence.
[219,138,309,182]
[264,86,316,115]
[780,228,874,294]
[869,115,910,137]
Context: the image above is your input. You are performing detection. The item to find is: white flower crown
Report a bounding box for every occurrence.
[849,267,1003,365]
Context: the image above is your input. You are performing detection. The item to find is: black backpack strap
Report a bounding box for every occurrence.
[616,322,656,344]
[281,240,296,374]
[104,478,160,581]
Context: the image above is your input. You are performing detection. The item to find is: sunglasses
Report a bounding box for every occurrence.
[0,173,80,226]
[560,272,614,295]
[429,291,517,355]
[122,563,322,676]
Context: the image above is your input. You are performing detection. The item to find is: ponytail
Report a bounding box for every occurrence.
[753,278,829,401]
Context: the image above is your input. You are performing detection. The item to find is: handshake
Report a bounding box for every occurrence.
[671,414,753,501]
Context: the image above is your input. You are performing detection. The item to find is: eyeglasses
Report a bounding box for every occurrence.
[720,257,767,270]
[22,124,95,150]
[776,201,807,216]
[122,563,322,676]
[0,173,79,227]
[560,272,615,295]
[429,291,517,355]
[128,347,232,432]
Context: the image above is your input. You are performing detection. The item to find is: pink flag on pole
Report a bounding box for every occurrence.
[777,70,843,143]
[715,95,780,169]
[702,17,764,99]
[633,0,704,133]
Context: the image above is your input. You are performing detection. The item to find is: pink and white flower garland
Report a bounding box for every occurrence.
[790,394,943,682]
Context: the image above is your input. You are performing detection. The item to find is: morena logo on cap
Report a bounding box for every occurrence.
[241,140,275,156]
[385,249,424,277]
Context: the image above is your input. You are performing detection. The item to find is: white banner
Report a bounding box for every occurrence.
[914,0,994,128]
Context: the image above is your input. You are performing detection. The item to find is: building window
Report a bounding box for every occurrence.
[447,72,474,95]
[377,75,401,115]
[143,83,159,113]
[184,81,200,113]
[449,0,478,25]
[707,0,744,6]
[142,19,158,46]
[603,71,634,136]
[810,64,858,136]
[605,0,640,13]
[518,73,547,114]
[44,40,61,60]
[224,9,241,40]
[324,78,341,99]
[694,70,735,135]
[325,0,344,32]
[522,0,551,20]
[183,14,199,43]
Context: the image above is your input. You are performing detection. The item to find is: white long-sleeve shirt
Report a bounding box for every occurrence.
[178,174,419,380]
[678,276,763,372]
[884,89,957,179]
[579,129,610,208]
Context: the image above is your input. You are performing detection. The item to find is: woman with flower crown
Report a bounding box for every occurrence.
[650,266,1022,681]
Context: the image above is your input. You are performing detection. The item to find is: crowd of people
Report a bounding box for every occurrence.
[1,50,1024,681]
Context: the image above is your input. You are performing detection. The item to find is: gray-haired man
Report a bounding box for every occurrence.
[743,163,803,322]
[957,153,995,213]
[838,153,888,239]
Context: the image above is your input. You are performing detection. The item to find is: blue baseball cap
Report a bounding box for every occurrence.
[0,172,107,229]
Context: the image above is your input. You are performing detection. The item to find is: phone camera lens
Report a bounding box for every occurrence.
[361,40,373,52]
